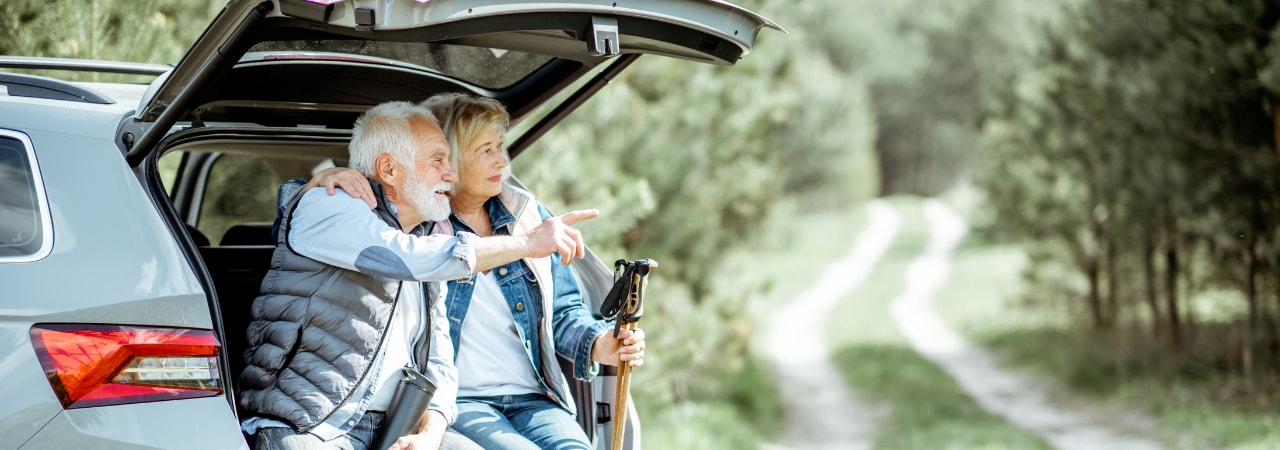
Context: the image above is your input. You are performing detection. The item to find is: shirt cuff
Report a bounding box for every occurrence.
[428,405,457,426]
[427,374,458,424]
[452,231,478,274]
[575,323,613,380]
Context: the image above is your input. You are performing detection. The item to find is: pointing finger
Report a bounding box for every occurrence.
[558,209,599,226]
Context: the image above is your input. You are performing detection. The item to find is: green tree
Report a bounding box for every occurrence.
[980,0,1280,387]
[0,0,217,80]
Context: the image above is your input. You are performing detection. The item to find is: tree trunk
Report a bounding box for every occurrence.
[1105,233,1119,327]
[1087,258,1105,329]
[1273,95,1280,157]
[1143,235,1162,340]
[1165,242,1183,349]
[1244,237,1258,386]
[1064,228,1105,330]
[1087,213,1109,329]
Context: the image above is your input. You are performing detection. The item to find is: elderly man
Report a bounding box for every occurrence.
[237,101,596,450]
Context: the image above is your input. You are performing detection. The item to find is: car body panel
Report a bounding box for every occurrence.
[0,107,206,320]
[0,323,63,448]
[0,97,233,448]
[20,397,247,450]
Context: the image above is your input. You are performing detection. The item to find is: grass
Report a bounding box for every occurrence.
[825,197,1051,449]
[636,356,785,449]
[974,326,1280,449]
[831,345,1050,450]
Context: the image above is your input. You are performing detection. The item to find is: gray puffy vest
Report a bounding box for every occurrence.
[238,180,434,432]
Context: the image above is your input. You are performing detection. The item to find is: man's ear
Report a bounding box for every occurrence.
[373,154,403,202]
[374,153,399,182]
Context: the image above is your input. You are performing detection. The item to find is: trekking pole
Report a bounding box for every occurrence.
[601,258,656,450]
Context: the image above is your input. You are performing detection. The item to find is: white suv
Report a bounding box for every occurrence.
[0,1,778,448]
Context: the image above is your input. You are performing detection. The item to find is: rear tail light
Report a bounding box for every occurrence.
[30,324,222,409]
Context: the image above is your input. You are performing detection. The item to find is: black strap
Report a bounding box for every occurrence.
[413,281,436,372]
[600,259,654,338]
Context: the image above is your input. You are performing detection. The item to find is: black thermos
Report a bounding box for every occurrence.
[370,366,436,450]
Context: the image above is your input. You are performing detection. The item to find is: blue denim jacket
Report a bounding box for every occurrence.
[443,190,610,413]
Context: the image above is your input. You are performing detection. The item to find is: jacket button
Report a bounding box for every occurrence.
[515,302,524,312]
[525,340,531,348]
[498,267,508,276]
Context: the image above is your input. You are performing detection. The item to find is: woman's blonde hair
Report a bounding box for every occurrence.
[420,93,511,192]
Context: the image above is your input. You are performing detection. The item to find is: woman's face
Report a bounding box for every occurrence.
[456,125,508,201]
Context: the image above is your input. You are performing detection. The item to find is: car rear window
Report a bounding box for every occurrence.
[247,40,552,89]
[0,130,51,262]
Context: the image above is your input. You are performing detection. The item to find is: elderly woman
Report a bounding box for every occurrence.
[310,92,646,450]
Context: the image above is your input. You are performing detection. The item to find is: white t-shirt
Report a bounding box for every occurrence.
[368,291,422,410]
[456,272,543,397]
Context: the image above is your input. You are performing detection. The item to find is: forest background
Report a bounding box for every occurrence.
[5,0,1280,448]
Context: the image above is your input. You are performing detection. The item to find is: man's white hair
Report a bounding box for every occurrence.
[348,101,440,176]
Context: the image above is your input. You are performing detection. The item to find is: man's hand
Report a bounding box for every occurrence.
[591,327,646,367]
[307,167,375,209]
[472,209,599,272]
[387,409,447,450]
[524,209,598,265]
[387,434,439,450]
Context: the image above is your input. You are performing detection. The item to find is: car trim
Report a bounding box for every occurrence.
[0,129,54,264]
[0,56,171,77]
[190,99,372,123]
[0,73,116,104]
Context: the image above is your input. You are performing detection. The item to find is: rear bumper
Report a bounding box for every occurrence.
[20,397,248,450]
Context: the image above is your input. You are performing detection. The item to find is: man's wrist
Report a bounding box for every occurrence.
[417,409,447,433]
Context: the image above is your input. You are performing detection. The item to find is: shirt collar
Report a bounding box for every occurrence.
[449,196,516,235]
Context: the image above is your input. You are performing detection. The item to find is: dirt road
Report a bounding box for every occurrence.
[762,200,898,450]
[890,200,1165,450]
[763,199,1167,450]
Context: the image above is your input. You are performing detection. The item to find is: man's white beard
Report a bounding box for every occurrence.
[405,171,452,222]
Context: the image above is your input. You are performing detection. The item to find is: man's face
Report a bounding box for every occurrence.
[401,117,456,222]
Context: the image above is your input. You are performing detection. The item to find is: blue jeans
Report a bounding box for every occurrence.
[452,394,592,450]
[251,412,481,450]
[251,412,381,450]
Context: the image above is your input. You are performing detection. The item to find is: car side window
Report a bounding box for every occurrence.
[197,153,279,245]
[0,130,52,262]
